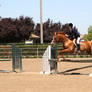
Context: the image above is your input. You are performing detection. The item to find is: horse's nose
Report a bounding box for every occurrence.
[51,40,56,44]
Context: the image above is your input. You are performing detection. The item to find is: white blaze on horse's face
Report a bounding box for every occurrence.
[51,33,56,44]
[51,37,54,44]
[53,36,54,41]
[54,33,58,43]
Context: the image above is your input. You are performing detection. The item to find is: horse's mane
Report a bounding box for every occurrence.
[55,32,65,35]
[54,32,69,39]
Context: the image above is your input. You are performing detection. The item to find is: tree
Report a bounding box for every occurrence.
[87,26,92,40]
[84,26,92,41]
[34,19,62,43]
[83,34,88,40]
[0,16,71,43]
[0,16,35,43]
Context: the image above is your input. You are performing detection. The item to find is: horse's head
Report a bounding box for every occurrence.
[51,32,67,44]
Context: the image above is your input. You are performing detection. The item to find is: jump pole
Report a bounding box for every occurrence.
[41,45,58,74]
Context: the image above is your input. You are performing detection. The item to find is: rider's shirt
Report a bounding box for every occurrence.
[66,28,80,40]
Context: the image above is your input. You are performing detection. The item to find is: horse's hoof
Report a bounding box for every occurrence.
[58,59,61,62]
[63,59,66,61]
[78,51,81,54]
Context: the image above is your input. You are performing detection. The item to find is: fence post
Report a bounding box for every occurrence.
[12,43,22,72]
[37,48,38,58]
[19,48,22,72]
[12,43,16,72]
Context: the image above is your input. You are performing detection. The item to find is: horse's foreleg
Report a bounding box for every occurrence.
[57,51,65,62]
[57,50,62,62]
[57,49,71,62]
[62,54,65,60]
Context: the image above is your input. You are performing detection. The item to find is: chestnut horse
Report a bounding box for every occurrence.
[52,32,92,61]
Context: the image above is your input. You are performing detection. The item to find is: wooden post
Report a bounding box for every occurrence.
[40,0,43,44]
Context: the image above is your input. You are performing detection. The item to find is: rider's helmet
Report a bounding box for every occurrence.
[69,23,73,28]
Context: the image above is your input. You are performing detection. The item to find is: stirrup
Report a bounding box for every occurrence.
[77,50,80,53]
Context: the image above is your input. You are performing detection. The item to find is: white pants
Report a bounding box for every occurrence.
[73,37,80,46]
[77,37,80,44]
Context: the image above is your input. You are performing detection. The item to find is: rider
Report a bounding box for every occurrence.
[66,23,80,52]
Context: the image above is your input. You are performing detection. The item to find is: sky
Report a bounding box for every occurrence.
[0,0,92,34]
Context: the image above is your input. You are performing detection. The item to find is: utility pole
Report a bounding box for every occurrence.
[40,0,43,44]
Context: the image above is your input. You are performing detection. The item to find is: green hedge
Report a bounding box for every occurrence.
[0,43,91,58]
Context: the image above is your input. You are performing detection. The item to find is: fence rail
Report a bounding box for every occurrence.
[0,44,91,59]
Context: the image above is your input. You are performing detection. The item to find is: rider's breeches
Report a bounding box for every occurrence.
[73,39,76,46]
[77,37,80,44]
[73,37,80,46]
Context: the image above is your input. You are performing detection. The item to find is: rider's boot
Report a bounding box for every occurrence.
[77,44,80,53]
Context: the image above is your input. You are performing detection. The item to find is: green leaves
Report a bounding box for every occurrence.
[84,26,92,41]
[0,16,34,43]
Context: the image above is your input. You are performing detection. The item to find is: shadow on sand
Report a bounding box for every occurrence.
[58,65,92,75]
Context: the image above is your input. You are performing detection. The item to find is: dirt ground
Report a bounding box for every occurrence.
[0,58,92,92]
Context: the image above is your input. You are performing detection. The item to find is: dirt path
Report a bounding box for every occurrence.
[0,59,92,92]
